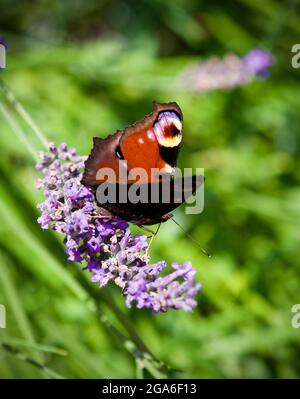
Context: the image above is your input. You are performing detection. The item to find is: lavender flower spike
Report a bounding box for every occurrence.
[36,142,201,313]
[181,48,273,92]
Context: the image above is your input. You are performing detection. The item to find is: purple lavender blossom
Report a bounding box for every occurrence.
[181,48,273,92]
[36,143,201,313]
[243,48,273,78]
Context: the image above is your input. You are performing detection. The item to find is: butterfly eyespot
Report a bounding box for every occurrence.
[173,125,181,136]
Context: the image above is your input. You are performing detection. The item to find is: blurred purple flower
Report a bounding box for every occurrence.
[181,48,273,92]
[36,143,201,313]
[243,48,273,78]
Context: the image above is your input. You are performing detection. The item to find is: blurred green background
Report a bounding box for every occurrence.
[0,0,300,378]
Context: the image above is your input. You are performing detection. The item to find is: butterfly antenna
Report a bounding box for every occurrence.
[171,218,211,258]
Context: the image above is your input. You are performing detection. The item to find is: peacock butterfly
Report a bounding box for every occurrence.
[82,101,203,225]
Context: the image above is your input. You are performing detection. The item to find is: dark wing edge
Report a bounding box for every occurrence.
[94,175,204,225]
[81,132,123,186]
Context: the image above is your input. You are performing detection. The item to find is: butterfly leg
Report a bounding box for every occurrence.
[146,223,162,255]
[139,225,156,235]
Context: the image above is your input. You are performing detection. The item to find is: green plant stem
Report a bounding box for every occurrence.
[75,268,169,378]
[0,254,43,365]
[2,343,65,379]
[1,337,68,356]
[0,103,39,161]
[0,79,48,149]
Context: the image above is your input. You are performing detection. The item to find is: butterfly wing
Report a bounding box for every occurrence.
[119,102,183,181]
[81,132,123,186]
[95,175,204,225]
[82,101,198,226]
[82,102,183,186]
